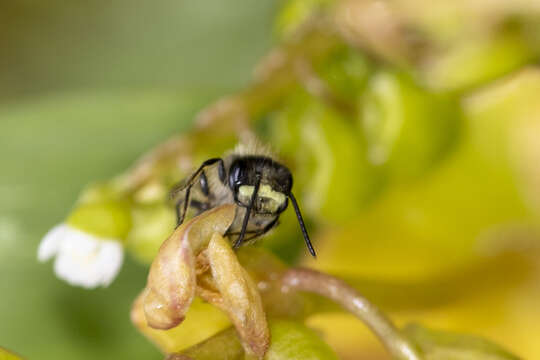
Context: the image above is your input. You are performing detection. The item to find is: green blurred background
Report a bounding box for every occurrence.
[0,1,277,359]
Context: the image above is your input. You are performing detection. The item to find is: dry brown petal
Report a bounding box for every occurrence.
[131,289,182,352]
[207,232,270,359]
[143,205,236,330]
[195,249,211,275]
[197,271,225,309]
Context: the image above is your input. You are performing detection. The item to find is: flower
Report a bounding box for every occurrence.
[37,194,132,289]
[38,223,124,289]
[135,204,270,358]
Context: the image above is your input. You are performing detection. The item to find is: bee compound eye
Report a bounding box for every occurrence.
[229,163,242,189]
[199,171,209,196]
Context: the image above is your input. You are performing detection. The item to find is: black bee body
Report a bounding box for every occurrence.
[170,147,316,257]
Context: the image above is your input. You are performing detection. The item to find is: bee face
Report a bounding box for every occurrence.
[229,156,292,214]
[171,150,316,257]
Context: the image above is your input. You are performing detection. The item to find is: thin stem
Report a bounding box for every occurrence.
[282,268,421,360]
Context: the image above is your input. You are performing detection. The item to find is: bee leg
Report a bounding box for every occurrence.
[175,184,192,227]
[190,200,210,214]
[171,157,225,227]
[236,216,279,243]
[175,197,211,227]
[170,158,225,199]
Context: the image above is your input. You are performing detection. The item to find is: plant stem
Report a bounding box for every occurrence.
[282,268,422,360]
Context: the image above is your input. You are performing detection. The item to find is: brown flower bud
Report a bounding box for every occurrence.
[143,205,236,330]
[207,232,270,358]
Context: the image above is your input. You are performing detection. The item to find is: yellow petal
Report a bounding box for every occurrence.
[0,347,22,360]
[207,232,270,358]
[131,291,231,354]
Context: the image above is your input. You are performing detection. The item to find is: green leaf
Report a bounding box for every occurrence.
[403,324,521,360]
[173,320,340,360]
[176,328,244,360]
[265,320,339,360]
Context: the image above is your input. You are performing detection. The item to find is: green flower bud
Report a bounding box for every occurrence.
[77,181,126,204]
[272,90,379,223]
[126,203,176,263]
[362,69,459,182]
[303,105,378,222]
[314,46,372,102]
[66,200,132,241]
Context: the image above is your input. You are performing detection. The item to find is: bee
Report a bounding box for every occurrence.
[170,143,316,257]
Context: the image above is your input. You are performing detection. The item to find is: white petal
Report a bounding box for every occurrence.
[52,226,123,289]
[95,240,124,287]
[37,224,68,262]
[54,228,101,288]
[54,248,101,289]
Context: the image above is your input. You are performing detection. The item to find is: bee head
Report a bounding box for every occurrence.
[228,154,316,257]
[229,156,292,214]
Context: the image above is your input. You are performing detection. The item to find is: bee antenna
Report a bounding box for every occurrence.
[289,192,316,258]
[233,174,262,249]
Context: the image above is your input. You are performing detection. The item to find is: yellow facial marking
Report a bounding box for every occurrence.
[238,185,255,199]
[258,184,287,204]
[238,184,287,211]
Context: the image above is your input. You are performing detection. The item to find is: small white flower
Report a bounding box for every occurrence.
[38,224,124,289]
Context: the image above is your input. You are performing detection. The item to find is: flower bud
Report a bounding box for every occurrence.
[126,203,176,264]
[362,69,459,182]
[38,191,131,288]
[66,200,132,241]
[207,232,270,358]
[143,205,236,330]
